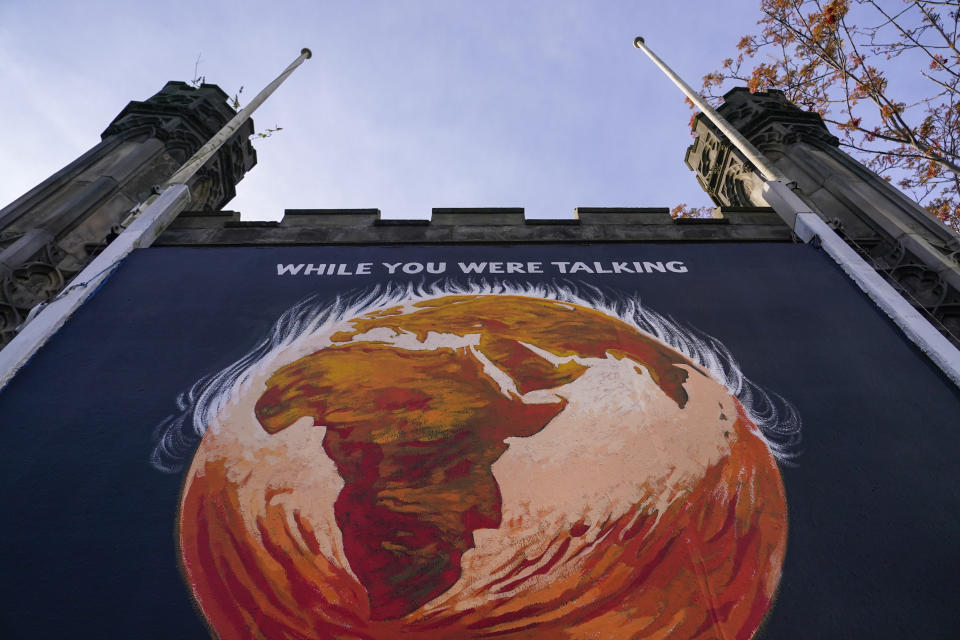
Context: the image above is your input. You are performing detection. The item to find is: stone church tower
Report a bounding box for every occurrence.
[0,81,256,347]
[685,88,960,346]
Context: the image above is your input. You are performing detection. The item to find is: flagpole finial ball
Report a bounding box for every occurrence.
[301,48,313,59]
[634,36,645,48]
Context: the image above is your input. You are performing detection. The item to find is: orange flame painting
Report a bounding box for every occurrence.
[177,294,789,639]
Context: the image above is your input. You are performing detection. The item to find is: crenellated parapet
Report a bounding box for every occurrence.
[156,206,791,245]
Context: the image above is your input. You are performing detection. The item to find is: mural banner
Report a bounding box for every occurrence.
[0,243,957,638]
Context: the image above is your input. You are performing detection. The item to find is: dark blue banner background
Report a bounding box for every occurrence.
[1,243,957,638]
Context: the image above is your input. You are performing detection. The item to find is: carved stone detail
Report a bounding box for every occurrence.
[685,132,763,208]
[835,226,960,345]
[0,81,257,349]
[0,238,74,347]
[102,81,256,211]
[5,263,65,310]
[685,87,960,347]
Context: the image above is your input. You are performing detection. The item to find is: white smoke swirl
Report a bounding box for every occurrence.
[150,279,802,472]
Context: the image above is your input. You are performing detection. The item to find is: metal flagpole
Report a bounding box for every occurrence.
[0,48,313,391]
[633,36,960,387]
[633,37,790,184]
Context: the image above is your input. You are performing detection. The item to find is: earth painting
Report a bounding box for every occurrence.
[169,291,790,639]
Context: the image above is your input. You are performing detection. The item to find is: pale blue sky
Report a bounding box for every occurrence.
[0,1,762,220]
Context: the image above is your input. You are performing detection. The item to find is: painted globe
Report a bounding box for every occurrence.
[179,295,787,639]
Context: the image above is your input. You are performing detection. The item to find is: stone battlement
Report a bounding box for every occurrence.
[158,206,790,245]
